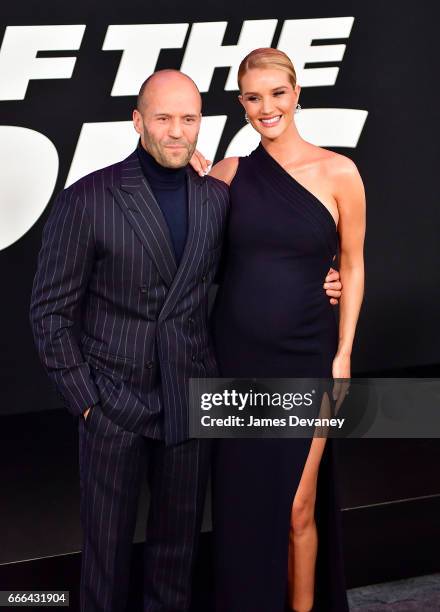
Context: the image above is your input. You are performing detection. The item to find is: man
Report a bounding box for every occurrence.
[29,69,341,612]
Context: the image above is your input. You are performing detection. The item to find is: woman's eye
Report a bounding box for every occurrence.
[247,96,258,102]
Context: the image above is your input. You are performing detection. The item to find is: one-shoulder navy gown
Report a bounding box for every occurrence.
[210,142,349,611]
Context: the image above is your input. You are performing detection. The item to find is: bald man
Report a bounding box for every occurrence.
[30,70,230,612]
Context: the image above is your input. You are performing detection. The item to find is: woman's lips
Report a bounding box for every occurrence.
[259,115,282,127]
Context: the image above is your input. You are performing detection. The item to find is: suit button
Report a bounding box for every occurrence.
[139,285,148,294]
[192,354,197,362]
[188,317,194,325]
[145,360,154,369]
[201,275,207,282]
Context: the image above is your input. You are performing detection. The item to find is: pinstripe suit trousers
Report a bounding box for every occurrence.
[78,405,211,612]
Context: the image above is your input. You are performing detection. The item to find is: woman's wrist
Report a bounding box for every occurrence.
[336,346,352,358]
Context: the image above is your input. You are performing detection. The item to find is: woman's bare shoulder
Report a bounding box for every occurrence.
[318,148,365,209]
[209,157,239,186]
[314,145,360,179]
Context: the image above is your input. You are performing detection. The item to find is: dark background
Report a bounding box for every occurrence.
[0,0,439,591]
[1,2,439,417]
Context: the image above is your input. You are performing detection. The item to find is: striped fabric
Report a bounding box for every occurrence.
[78,407,212,611]
[29,148,229,611]
[29,148,230,444]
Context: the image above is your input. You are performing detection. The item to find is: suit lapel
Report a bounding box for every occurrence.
[110,151,177,287]
[110,150,210,318]
[158,166,210,322]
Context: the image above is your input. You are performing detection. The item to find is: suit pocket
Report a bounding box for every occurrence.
[82,344,133,383]
[83,402,125,435]
[83,403,98,431]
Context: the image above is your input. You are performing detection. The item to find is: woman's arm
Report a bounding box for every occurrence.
[190,150,239,186]
[332,156,366,378]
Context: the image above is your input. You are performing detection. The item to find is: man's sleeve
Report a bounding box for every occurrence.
[29,186,100,417]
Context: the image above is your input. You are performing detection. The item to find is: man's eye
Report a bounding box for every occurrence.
[185,117,195,123]
[274,91,285,96]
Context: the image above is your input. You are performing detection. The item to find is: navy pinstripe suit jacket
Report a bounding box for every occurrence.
[30,149,230,445]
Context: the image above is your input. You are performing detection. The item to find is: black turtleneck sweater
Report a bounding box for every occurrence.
[137,141,188,264]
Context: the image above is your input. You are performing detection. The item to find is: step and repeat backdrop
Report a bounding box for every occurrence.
[1,1,439,414]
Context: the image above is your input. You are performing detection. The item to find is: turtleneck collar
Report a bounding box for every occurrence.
[137,140,188,191]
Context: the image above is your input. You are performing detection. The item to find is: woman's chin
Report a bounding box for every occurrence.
[255,125,286,140]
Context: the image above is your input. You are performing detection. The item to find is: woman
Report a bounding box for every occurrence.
[192,48,365,612]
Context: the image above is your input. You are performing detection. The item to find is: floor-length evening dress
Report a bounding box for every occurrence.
[210,142,349,611]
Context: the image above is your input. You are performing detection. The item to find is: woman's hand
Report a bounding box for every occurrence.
[189,150,212,177]
[332,352,351,414]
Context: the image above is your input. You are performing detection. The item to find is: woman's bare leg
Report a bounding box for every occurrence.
[288,434,328,611]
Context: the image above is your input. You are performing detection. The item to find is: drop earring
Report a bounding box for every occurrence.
[295,103,302,114]
[245,112,250,123]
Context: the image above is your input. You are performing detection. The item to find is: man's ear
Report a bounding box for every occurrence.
[133,109,142,135]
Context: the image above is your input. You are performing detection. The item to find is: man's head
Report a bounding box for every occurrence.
[133,69,202,168]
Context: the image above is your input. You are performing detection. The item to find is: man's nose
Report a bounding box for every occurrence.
[168,118,183,138]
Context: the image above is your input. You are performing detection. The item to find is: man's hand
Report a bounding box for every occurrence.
[189,150,211,177]
[83,406,91,420]
[324,267,342,305]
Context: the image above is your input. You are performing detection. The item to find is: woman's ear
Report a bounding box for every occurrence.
[238,94,245,109]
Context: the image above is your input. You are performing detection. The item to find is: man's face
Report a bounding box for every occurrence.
[133,74,202,168]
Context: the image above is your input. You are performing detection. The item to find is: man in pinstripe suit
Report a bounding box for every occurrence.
[30,70,229,612]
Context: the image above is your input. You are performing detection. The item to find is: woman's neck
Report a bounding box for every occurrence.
[261,123,305,165]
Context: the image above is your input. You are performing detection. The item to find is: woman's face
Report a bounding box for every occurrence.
[239,68,300,139]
